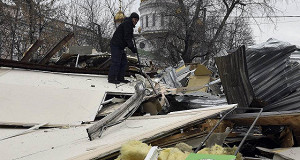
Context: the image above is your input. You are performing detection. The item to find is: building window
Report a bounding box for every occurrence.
[146,15,149,27]
[153,13,155,26]
[141,16,143,28]
[161,14,164,26]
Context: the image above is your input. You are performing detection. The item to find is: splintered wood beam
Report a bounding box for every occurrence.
[21,39,44,62]
[39,32,74,65]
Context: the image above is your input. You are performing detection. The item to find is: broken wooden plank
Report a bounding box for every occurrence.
[0,123,48,141]
[21,39,43,62]
[39,32,74,65]
[227,110,300,126]
[227,110,300,143]
[149,128,206,147]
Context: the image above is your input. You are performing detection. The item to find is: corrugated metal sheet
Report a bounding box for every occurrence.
[161,67,182,88]
[246,39,299,105]
[264,89,300,111]
[175,91,227,108]
[215,39,300,111]
[165,91,228,112]
[215,45,254,109]
[290,49,300,63]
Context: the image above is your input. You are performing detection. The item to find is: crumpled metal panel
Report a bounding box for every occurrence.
[164,91,228,112]
[161,67,182,88]
[215,39,300,111]
[264,89,300,111]
[290,49,300,63]
[175,92,227,108]
[215,45,254,109]
[246,39,300,106]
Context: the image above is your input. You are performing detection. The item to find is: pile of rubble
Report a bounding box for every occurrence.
[1,39,300,160]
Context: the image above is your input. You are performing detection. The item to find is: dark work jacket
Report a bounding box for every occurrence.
[110,17,135,52]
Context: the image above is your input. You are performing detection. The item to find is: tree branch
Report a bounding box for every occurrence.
[222,0,229,10]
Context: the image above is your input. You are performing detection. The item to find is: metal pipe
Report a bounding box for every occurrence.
[194,106,237,153]
[132,37,158,95]
[234,108,263,156]
[132,38,143,74]
[75,54,80,67]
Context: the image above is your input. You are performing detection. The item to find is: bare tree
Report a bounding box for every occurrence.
[0,0,68,60]
[66,0,136,52]
[204,0,277,65]
[153,0,278,65]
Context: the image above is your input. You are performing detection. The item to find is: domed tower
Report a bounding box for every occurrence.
[114,0,125,28]
[136,0,175,52]
[139,0,174,36]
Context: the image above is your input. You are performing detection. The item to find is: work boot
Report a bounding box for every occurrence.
[108,79,120,84]
[118,77,130,83]
[119,79,130,83]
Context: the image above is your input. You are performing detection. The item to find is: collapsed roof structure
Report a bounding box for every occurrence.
[1,38,300,160]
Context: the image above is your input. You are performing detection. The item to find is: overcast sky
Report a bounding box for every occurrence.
[130,1,300,46]
[251,1,300,45]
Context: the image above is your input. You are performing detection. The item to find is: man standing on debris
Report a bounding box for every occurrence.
[108,12,139,84]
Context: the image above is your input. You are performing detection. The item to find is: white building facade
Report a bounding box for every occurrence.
[136,0,175,52]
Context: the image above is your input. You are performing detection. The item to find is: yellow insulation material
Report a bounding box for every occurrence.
[116,140,152,160]
[175,143,193,153]
[115,141,190,160]
[197,144,242,160]
[115,141,242,160]
[158,148,189,160]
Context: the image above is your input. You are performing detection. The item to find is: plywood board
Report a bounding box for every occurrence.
[0,68,134,126]
[194,64,212,76]
[0,105,236,160]
[187,76,210,92]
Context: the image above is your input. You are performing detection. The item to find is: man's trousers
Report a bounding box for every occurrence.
[108,45,128,81]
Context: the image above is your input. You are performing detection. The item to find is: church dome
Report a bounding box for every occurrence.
[114,10,125,23]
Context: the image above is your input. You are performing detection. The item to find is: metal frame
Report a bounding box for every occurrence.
[194,107,263,156]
